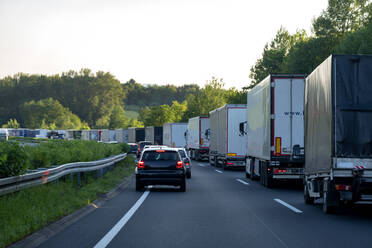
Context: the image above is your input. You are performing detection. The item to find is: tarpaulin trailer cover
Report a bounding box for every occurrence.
[305,55,372,174]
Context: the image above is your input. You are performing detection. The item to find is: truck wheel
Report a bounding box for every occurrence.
[180,179,186,192]
[304,184,314,205]
[323,192,336,214]
[136,181,144,192]
[250,165,256,181]
[266,175,273,188]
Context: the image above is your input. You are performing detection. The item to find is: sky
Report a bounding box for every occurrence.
[0,0,328,89]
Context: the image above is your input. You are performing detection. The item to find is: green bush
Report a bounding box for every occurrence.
[0,142,28,178]
[0,140,127,178]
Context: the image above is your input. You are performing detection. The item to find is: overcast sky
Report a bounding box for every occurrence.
[0,0,328,89]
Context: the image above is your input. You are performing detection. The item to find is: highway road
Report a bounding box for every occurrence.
[36,160,372,248]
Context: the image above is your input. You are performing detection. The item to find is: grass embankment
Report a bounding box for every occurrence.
[0,156,136,248]
[0,140,127,178]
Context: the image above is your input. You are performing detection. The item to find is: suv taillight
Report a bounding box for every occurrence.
[138,161,145,169]
[176,161,183,169]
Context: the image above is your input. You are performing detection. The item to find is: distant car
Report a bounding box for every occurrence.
[177,148,191,178]
[136,147,186,192]
[128,143,138,154]
[137,141,152,158]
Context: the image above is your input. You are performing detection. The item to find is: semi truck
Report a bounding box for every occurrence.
[303,55,372,213]
[245,74,306,187]
[163,123,187,148]
[145,126,163,145]
[209,104,246,169]
[186,116,210,161]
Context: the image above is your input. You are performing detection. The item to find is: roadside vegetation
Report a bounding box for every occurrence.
[0,140,128,178]
[0,155,135,248]
[249,0,372,89]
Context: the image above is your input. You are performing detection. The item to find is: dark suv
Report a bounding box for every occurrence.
[136,148,186,192]
[136,141,152,158]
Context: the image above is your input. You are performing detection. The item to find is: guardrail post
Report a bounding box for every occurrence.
[56,178,59,186]
[77,172,81,187]
[70,173,73,181]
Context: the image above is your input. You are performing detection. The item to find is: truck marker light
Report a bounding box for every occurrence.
[335,184,352,191]
[176,161,183,168]
[267,168,271,172]
[227,162,233,165]
[138,161,145,169]
[275,137,281,155]
[227,153,237,157]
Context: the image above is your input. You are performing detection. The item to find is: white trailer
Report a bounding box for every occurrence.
[209,104,247,169]
[101,129,110,143]
[128,127,136,143]
[145,126,163,145]
[115,129,125,143]
[186,116,210,161]
[245,74,305,187]
[81,130,90,140]
[0,128,9,141]
[163,123,187,148]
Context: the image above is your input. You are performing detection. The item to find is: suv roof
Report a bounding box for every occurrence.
[143,147,179,152]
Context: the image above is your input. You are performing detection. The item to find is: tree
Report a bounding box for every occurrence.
[183,78,227,120]
[336,19,372,53]
[19,98,87,130]
[312,0,371,38]
[249,28,307,88]
[170,101,188,122]
[2,119,20,128]
[109,106,130,129]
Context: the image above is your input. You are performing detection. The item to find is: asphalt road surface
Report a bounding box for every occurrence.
[37,160,372,248]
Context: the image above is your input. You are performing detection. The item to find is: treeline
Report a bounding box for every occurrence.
[0,70,245,129]
[249,0,372,88]
[122,79,201,107]
[138,78,246,126]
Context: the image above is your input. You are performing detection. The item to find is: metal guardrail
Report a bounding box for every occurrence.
[0,153,127,196]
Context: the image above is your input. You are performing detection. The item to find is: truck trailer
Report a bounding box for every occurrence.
[145,126,163,145]
[303,55,372,213]
[163,123,187,148]
[245,74,306,187]
[186,116,210,161]
[127,127,145,143]
[209,104,246,169]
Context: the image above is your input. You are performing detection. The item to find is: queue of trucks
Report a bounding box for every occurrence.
[3,54,372,214]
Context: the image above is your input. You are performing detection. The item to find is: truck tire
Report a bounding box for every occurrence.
[265,174,274,188]
[250,164,256,181]
[180,179,186,192]
[304,184,314,205]
[323,192,336,214]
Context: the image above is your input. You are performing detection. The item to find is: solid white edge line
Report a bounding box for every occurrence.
[94,189,151,248]
[236,179,250,185]
[215,169,223,173]
[274,199,303,213]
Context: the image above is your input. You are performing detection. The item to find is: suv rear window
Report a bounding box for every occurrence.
[142,151,179,161]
